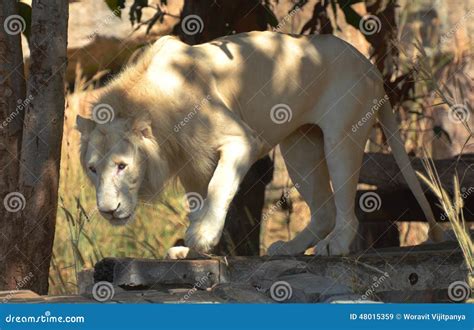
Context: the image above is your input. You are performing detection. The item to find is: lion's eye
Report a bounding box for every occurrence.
[117,163,127,170]
[89,166,97,174]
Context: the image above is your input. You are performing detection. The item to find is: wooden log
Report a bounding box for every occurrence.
[223,243,469,303]
[95,258,222,290]
[355,189,474,222]
[94,242,470,302]
[360,153,474,193]
[0,290,40,301]
[354,153,474,222]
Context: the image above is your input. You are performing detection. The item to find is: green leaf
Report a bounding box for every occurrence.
[17,2,31,41]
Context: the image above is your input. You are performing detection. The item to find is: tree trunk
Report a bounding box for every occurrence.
[16,0,69,294]
[0,0,27,291]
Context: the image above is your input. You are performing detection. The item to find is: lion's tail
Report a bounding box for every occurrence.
[378,102,444,242]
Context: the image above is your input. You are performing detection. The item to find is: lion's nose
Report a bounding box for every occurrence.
[99,203,121,215]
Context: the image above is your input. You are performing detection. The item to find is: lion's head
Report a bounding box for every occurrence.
[76,111,169,226]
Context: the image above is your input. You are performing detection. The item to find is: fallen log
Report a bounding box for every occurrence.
[93,242,470,303]
[360,153,474,193]
[355,189,474,222]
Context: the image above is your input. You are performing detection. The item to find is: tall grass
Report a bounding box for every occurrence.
[417,157,473,273]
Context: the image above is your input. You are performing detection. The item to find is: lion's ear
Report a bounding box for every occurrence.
[76,115,95,136]
[131,117,153,139]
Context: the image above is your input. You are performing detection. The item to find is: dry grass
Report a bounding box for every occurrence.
[418,157,473,273]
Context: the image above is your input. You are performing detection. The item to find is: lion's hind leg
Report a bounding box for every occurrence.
[267,125,336,256]
[314,119,370,256]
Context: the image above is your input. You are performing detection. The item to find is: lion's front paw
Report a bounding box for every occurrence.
[166,246,191,259]
[185,221,222,253]
[314,229,353,256]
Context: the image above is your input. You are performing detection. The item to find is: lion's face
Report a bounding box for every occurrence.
[76,115,156,226]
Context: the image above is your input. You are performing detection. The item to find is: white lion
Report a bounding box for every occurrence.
[76,31,443,258]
